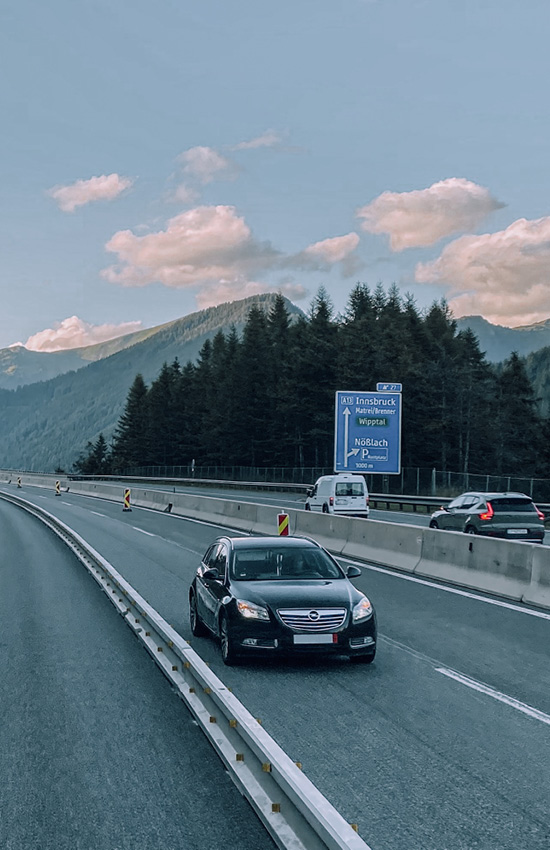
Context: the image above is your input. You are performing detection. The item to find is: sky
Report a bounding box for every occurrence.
[2,0,550,351]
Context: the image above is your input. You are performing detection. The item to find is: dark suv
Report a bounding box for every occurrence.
[429,492,545,542]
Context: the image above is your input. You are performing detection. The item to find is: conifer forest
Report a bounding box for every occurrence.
[75,286,550,480]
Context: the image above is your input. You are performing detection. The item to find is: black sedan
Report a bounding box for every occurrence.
[189,535,377,665]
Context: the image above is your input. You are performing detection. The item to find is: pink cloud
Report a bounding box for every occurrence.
[357,178,504,251]
[23,316,143,351]
[177,146,237,184]
[416,217,550,326]
[232,130,283,151]
[103,205,279,289]
[48,173,133,212]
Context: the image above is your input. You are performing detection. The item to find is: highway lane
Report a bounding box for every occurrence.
[3,484,550,850]
[0,496,273,850]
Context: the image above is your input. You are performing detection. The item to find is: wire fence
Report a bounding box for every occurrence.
[123,464,550,502]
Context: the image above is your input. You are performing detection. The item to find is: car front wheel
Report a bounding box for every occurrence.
[465,525,477,535]
[350,648,376,664]
[220,612,238,665]
[429,520,439,529]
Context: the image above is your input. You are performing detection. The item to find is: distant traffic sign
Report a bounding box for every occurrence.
[334,390,402,474]
[376,382,402,393]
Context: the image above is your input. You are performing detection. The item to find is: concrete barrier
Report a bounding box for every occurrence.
[523,544,550,608]
[342,518,423,573]
[415,529,534,601]
[292,511,352,554]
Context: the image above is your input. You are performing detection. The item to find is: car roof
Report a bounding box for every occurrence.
[220,536,321,549]
[458,491,532,499]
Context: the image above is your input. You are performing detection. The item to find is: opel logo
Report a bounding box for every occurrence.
[308,610,320,621]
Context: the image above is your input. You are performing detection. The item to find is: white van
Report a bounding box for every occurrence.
[305,473,369,517]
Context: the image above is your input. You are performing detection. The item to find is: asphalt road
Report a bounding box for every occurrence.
[0,496,273,850]
[2,483,550,850]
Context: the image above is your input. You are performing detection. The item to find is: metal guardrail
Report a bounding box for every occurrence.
[0,489,371,850]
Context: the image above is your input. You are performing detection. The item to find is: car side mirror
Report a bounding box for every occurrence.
[203,567,219,580]
[306,487,313,497]
[346,565,361,578]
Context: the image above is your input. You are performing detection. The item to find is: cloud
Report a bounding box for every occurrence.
[415,216,550,326]
[103,206,359,308]
[290,232,362,277]
[23,316,143,352]
[301,232,360,264]
[103,205,280,289]
[357,178,504,251]
[170,183,200,205]
[232,130,283,151]
[177,146,237,184]
[48,173,133,212]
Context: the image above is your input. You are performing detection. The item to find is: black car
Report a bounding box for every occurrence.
[429,491,545,542]
[189,535,377,665]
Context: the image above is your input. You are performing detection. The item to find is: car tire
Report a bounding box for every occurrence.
[465,526,477,535]
[305,503,311,511]
[429,520,439,529]
[322,503,329,514]
[220,612,238,666]
[350,649,376,664]
[189,591,208,637]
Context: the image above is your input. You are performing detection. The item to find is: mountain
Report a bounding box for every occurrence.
[0,294,303,471]
[456,315,550,362]
[0,322,184,390]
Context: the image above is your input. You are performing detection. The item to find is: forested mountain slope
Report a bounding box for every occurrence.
[0,294,302,470]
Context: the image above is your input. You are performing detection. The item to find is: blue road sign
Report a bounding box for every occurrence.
[376,382,402,393]
[334,390,402,474]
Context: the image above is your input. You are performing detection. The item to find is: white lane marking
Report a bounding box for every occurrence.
[61,501,72,507]
[338,556,550,621]
[132,526,156,537]
[90,511,107,518]
[380,636,550,727]
[436,667,550,726]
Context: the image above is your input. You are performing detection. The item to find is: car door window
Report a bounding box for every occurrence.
[203,544,220,568]
[213,546,228,580]
[448,496,465,510]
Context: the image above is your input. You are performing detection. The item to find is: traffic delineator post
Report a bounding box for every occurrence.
[277,512,289,536]
[17,477,22,489]
[55,481,61,496]
[123,488,132,512]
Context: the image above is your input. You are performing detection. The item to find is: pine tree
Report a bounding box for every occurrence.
[494,352,542,475]
[110,374,148,471]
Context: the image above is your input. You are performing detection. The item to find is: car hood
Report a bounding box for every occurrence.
[230,578,362,610]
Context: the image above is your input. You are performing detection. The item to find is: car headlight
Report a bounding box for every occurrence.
[236,599,270,621]
[352,595,373,622]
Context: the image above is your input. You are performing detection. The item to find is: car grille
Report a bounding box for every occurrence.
[277,608,347,631]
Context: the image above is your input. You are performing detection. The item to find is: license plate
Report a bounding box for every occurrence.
[293,634,335,644]
[508,529,528,535]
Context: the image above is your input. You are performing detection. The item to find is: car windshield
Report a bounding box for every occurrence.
[231,546,344,581]
[489,498,537,513]
[335,482,364,496]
